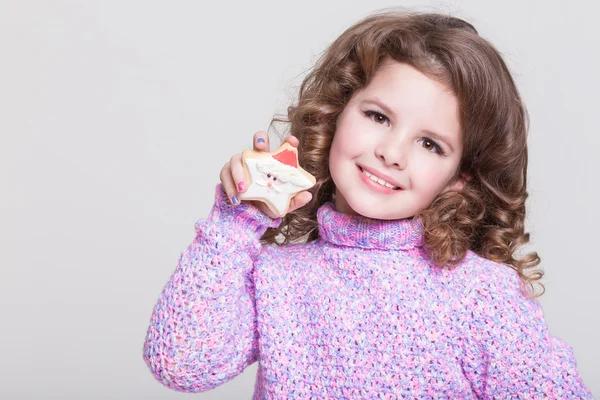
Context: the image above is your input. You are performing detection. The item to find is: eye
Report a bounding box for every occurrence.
[267,174,271,178]
[417,138,446,155]
[364,110,390,126]
[273,177,277,181]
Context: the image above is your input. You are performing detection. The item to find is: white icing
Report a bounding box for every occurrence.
[241,157,313,215]
[255,157,311,186]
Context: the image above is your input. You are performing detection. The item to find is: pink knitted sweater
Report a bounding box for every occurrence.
[143,184,593,399]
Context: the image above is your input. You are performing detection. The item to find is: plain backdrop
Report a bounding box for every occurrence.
[1,0,598,398]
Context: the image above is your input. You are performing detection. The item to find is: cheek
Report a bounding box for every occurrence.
[328,144,343,181]
[330,127,369,162]
[328,137,353,187]
[412,159,456,194]
[328,134,349,167]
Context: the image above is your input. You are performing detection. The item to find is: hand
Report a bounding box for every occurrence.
[219,131,313,219]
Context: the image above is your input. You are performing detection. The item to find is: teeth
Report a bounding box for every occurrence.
[362,169,398,189]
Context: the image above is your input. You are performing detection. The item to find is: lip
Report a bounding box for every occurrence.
[357,165,404,194]
[357,164,403,189]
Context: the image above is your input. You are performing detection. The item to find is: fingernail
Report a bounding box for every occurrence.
[257,138,265,144]
[237,182,246,192]
[231,196,239,204]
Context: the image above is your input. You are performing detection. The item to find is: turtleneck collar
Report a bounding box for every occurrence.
[316,202,423,250]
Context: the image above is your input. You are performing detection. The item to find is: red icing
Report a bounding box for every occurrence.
[272,149,298,168]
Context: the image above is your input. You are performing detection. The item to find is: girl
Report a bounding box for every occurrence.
[143,10,594,399]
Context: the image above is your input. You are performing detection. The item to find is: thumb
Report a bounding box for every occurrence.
[288,191,313,214]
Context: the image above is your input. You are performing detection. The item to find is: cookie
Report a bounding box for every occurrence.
[238,142,316,217]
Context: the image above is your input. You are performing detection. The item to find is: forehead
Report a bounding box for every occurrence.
[363,62,455,108]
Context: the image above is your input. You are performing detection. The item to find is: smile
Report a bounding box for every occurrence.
[358,166,402,190]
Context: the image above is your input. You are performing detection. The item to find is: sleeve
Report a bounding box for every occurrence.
[142,183,282,393]
[457,265,594,399]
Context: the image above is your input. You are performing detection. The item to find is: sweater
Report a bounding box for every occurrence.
[143,184,594,399]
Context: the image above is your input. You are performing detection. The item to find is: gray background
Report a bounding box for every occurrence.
[1,0,597,398]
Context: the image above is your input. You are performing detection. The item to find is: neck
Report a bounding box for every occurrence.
[317,202,423,251]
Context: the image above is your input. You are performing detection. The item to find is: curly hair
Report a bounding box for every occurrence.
[260,9,544,298]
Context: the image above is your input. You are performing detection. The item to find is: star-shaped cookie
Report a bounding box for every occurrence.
[238,142,316,217]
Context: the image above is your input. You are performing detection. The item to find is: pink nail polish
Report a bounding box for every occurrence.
[238,182,246,191]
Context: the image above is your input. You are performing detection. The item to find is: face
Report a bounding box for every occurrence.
[329,60,466,220]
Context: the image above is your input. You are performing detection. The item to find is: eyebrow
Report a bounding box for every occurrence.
[361,97,456,152]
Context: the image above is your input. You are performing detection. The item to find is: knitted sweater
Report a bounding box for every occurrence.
[143,184,593,399]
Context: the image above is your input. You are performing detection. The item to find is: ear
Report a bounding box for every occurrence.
[444,171,472,192]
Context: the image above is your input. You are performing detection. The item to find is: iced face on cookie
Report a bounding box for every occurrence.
[239,142,316,217]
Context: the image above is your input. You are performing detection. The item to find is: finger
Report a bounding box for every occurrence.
[219,162,240,205]
[288,191,313,214]
[229,153,247,193]
[253,131,270,152]
[283,135,299,147]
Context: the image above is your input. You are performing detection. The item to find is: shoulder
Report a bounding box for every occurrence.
[452,250,528,302]
[258,240,321,265]
[454,251,544,325]
[254,241,323,287]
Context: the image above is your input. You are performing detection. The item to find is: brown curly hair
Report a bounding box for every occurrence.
[260,9,544,298]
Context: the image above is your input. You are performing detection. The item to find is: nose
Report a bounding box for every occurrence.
[374,137,408,169]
